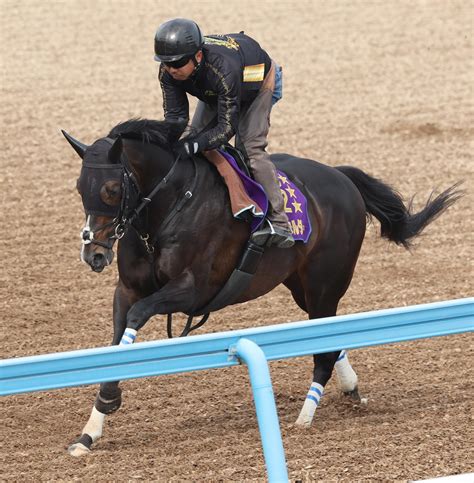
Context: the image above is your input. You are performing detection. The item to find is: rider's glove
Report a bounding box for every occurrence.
[176,139,200,158]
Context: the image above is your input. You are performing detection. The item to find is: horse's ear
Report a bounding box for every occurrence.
[108,136,123,164]
[61,130,88,159]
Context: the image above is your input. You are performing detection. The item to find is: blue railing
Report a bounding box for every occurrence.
[1,298,473,482]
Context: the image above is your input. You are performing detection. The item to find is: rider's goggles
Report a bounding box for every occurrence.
[163,56,192,69]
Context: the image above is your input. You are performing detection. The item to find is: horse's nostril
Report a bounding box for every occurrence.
[90,253,107,272]
[93,253,105,264]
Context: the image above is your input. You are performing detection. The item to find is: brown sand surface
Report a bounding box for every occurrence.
[1,1,473,481]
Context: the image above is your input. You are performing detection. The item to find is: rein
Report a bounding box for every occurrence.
[143,154,198,251]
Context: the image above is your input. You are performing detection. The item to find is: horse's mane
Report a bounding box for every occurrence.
[108,118,182,148]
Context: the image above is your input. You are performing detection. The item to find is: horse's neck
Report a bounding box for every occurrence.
[125,141,175,193]
[124,140,232,233]
[152,153,231,231]
[193,154,232,205]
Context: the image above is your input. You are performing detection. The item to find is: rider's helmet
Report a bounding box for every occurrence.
[154,18,204,63]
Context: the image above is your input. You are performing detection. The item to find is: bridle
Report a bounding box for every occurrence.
[80,137,196,253]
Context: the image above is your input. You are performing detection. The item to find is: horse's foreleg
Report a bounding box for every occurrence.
[68,283,134,456]
[69,272,196,455]
[125,270,196,333]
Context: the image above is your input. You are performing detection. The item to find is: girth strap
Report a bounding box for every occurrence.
[195,240,265,315]
[166,313,210,338]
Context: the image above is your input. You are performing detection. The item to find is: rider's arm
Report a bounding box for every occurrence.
[194,61,240,151]
[158,65,189,138]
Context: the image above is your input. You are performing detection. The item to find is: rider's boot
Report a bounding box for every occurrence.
[252,219,295,248]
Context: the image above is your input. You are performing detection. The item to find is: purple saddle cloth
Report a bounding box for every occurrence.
[218,149,312,243]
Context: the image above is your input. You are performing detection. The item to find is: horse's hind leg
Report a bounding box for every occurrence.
[287,254,364,427]
[68,283,135,456]
[297,336,364,428]
[334,349,365,402]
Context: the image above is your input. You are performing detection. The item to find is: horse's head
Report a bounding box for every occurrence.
[63,119,189,271]
[63,130,138,272]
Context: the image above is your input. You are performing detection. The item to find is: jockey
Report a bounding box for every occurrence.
[154,18,294,248]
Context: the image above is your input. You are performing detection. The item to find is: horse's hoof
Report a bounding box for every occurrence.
[295,416,312,428]
[343,388,369,407]
[68,433,93,457]
[343,387,362,403]
[68,442,91,457]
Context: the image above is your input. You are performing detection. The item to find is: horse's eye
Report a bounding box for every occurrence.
[100,180,121,206]
[106,185,120,196]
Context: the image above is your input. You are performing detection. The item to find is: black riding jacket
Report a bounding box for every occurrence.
[159,33,272,151]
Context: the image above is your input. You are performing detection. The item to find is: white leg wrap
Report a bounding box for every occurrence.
[119,328,137,345]
[68,406,106,457]
[82,406,106,442]
[295,382,324,427]
[334,350,358,392]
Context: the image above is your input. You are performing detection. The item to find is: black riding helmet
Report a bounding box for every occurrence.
[154,18,203,63]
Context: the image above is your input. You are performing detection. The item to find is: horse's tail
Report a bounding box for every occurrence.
[336,165,463,249]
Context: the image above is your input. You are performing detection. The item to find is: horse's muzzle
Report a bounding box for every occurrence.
[83,248,114,272]
[91,253,107,272]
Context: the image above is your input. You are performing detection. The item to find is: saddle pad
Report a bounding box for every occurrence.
[218,149,312,243]
[276,170,312,243]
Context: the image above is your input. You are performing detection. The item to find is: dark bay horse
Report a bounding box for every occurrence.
[62,119,460,456]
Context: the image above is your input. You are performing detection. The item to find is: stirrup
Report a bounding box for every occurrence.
[272,229,295,248]
[251,220,275,246]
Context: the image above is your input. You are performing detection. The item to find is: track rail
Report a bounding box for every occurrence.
[2,298,473,482]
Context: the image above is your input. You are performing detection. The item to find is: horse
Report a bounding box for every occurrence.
[62,118,460,456]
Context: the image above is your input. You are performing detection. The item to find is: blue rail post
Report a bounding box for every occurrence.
[232,338,289,483]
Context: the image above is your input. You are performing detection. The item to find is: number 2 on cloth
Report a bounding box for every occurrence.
[281,189,293,213]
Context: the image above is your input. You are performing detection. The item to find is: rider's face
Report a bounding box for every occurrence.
[163,51,202,80]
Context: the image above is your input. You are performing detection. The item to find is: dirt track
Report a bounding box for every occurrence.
[1,1,473,481]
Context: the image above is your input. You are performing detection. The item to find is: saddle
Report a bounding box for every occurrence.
[203,146,266,229]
